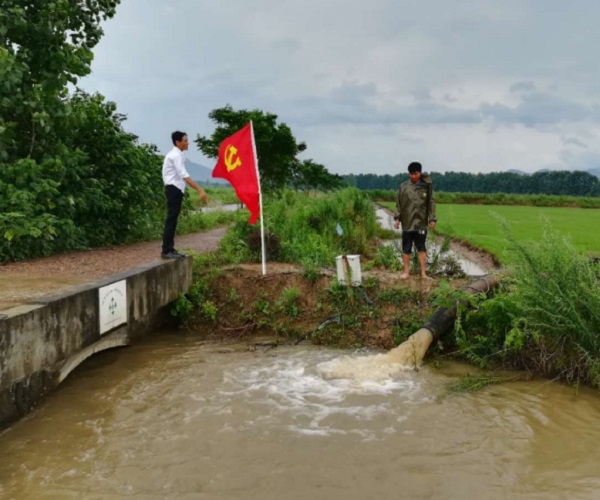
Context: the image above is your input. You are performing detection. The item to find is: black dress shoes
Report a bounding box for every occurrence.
[161,251,184,259]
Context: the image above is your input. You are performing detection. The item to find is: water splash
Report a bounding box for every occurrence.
[319,329,434,381]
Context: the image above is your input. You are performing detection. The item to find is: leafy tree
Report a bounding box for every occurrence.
[344,170,600,196]
[195,105,307,192]
[293,159,344,193]
[0,91,164,262]
[0,0,120,161]
[0,1,167,262]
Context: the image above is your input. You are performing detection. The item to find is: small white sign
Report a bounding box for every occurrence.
[99,280,128,335]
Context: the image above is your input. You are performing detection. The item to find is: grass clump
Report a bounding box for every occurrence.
[222,188,378,268]
[456,220,600,387]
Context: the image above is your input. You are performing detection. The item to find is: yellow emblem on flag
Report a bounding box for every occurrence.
[224,144,242,172]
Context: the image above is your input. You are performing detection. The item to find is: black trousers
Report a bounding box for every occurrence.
[162,185,184,254]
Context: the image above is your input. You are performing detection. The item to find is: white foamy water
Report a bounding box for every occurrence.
[318,352,415,381]
[219,348,427,438]
[319,329,434,381]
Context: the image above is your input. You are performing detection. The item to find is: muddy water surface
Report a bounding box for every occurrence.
[1,334,600,499]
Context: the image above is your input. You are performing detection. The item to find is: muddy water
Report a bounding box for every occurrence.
[2,335,600,500]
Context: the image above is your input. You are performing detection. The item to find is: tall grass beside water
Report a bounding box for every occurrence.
[457,220,600,387]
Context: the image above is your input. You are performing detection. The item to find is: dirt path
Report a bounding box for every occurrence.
[0,228,227,311]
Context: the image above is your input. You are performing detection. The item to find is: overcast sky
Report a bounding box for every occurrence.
[80,0,600,176]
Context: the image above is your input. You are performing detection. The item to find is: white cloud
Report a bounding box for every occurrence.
[81,0,600,174]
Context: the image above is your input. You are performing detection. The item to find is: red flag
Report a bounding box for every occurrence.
[212,123,260,224]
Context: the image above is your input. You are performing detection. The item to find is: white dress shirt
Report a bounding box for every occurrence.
[162,147,190,193]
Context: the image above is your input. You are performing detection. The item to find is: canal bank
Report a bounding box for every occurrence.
[0,257,193,429]
[0,227,227,429]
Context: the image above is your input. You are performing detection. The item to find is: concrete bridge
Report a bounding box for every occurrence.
[0,228,226,429]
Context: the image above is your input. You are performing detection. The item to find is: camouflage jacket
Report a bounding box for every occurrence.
[393,173,436,231]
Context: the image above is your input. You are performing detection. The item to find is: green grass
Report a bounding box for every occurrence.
[379,202,600,262]
[369,190,600,208]
[222,188,378,268]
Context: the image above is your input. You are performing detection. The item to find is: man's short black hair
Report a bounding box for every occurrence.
[171,131,187,145]
[407,162,422,173]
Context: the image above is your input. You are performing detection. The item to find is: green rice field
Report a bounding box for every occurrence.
[379,202,600,262]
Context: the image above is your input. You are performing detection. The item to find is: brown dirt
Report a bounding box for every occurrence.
[0,228,227,311]
[447,237,499,272]
[192,263,472,349]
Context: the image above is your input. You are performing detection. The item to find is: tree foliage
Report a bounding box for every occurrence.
[0,0,119,161]
[196,105,306,192]
[196,105,341,193]
[292,159,344,192]
[0,1,165,262]
[345,170,600,197]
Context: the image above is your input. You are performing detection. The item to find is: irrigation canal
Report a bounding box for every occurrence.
[1,334,599,499]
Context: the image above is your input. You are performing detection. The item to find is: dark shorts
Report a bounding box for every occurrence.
[402,230,427,254]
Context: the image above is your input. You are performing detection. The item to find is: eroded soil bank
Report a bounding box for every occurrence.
[182,262,483,351]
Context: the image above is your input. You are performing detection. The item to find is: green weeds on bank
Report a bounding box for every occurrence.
[454,221,600,387]
[173,256,431,349]
[219,188,378,270]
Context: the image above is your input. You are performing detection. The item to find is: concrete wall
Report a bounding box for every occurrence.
[0,257,193,429]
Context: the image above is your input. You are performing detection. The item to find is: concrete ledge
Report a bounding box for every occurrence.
[0,256,193,429]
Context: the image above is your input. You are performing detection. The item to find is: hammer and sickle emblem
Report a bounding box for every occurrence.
[224,144,242,172]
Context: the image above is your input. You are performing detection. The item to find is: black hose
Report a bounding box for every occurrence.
[293,316,341,345]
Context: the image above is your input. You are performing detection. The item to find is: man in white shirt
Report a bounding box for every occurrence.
[161,131,207,259]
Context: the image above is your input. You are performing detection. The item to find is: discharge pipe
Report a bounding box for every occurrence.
[383,275,498,367]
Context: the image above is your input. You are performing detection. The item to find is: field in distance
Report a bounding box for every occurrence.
[379,202,600,263]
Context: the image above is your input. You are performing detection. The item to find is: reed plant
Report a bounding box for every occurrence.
[504,221,600,384]
[457,219,600,386]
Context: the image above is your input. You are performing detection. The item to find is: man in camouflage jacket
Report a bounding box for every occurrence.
[393,162,437,279]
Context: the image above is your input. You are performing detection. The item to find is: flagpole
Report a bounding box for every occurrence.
[250,121,266,275]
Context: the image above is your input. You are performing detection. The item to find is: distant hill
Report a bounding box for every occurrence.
[186,160,228,185]
[507,169,528,175]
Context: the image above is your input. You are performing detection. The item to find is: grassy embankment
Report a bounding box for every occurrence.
[172,188,466,350]
[176,188,600,390]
